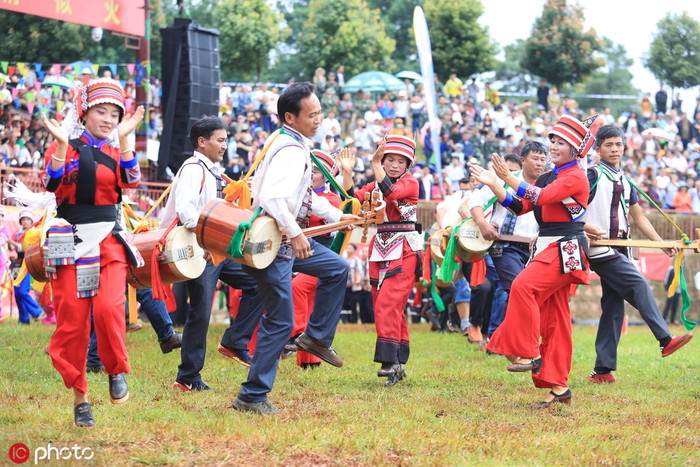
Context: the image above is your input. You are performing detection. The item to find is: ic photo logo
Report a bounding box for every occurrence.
[8,442,94,464]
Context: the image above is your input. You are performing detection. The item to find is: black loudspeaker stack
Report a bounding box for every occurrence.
[158,18,220,180]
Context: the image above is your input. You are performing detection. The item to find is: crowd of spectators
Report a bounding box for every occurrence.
[3,63,700,212]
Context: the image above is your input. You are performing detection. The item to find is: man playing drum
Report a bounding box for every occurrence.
[232,83,359,415]
[160,116,264,392]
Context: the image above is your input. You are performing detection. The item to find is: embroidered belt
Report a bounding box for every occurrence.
[376,222,415,233]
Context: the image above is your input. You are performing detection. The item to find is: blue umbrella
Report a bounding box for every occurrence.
[395,70,423,81]
[42,75,75,89]
[342,71,406,93]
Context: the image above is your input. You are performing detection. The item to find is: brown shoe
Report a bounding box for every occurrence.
[467,325,483,343]
[534,389,572,408]
[507,357,542,373]
[294,333,343,367]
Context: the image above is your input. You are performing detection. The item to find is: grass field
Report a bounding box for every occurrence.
[1,321,698,466]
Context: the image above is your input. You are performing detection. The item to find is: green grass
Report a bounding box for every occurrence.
[1,321,698,466]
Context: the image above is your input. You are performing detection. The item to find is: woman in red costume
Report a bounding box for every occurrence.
[339,134,422,386]
[470,115,596,407]
[41,79,144,427]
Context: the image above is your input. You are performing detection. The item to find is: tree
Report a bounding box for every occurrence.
[645,12,700,90]
[367,0,424,71]
[494,40,537,94]
[297,0,396,78]
[214,0,288,81]
[575,39,638,115]
[423,0,498,81]
[522,0,603,89]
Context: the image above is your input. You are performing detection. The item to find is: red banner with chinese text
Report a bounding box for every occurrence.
[1,0,145,37]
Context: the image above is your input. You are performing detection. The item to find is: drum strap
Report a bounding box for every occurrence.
[151,218,179,302]
[227,206,264,259]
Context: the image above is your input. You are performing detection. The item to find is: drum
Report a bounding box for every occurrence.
[25,245,49,282]
[429,232,444,265]
[455,218,493,263]
[127,226,206,289]
[195,199,282,269]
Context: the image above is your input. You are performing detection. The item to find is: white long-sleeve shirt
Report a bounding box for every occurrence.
[468,171,539,239]
[160,151,221,229]
[252,125,342,239]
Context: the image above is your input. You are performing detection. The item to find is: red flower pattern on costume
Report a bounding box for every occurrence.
[562,241,577,255]
[565,257,580,270]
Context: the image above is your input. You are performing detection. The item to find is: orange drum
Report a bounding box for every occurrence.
[195,199,282,269]
[127,226,206,289]
[25,245,49,282]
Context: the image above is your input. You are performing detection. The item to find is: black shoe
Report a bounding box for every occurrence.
[385,364,406,386]
[109,373,129,404]
[74,402,95,428]
[301,362,321,370]
[160,331,183,354]
[232,396,281,415]
[377,363,397,377]
[86,365,105,373]
[534,389,572,408]
[218,344,253,367]
[294,333,343,367]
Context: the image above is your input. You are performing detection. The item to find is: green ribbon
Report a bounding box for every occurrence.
[627,175,696,330]
[678,266,696,331]
[430,260,446,312]
[437,195,500,283]
[227,207,263,258]
[330,201,355,254]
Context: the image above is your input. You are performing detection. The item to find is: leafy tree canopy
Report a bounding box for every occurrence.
[297,0,396,78]
[522,0,603,89]
[423,0,497,79]
[645,12,700,90]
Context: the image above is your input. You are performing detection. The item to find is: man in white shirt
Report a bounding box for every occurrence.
[364,104,385,144]
[233,83,359,415]
[160,116,264,392]
[468,143,545,337]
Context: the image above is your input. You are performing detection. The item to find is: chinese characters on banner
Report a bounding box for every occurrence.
[0,0,145,37]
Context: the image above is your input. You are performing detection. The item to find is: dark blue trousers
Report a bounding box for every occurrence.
[177,259,263,384]
[590,253,671,371]
[238,238,348,402]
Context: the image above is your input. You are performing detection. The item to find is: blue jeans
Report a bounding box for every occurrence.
[238,238,348,402]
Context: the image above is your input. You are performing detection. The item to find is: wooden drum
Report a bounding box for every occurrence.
[127,226,206,289]
[195,199,282,269]
[455,218,493,263]
[25,245,49,282]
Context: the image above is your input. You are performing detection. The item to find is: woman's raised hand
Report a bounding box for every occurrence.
[118,105,146,139]
[42,115,68,145]
[491,153,511,179]
[337,147,357,173]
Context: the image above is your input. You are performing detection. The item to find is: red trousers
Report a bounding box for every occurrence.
[486,244,588,388]
[48,234,130,394]
[371,243,419,364]
[291,273,321,365]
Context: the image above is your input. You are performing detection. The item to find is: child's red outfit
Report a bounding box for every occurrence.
[353,171,422,365]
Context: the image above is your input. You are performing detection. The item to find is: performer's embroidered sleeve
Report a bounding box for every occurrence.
[516,181,541,204]
[119,156,141,188]
[528,171,587,206]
